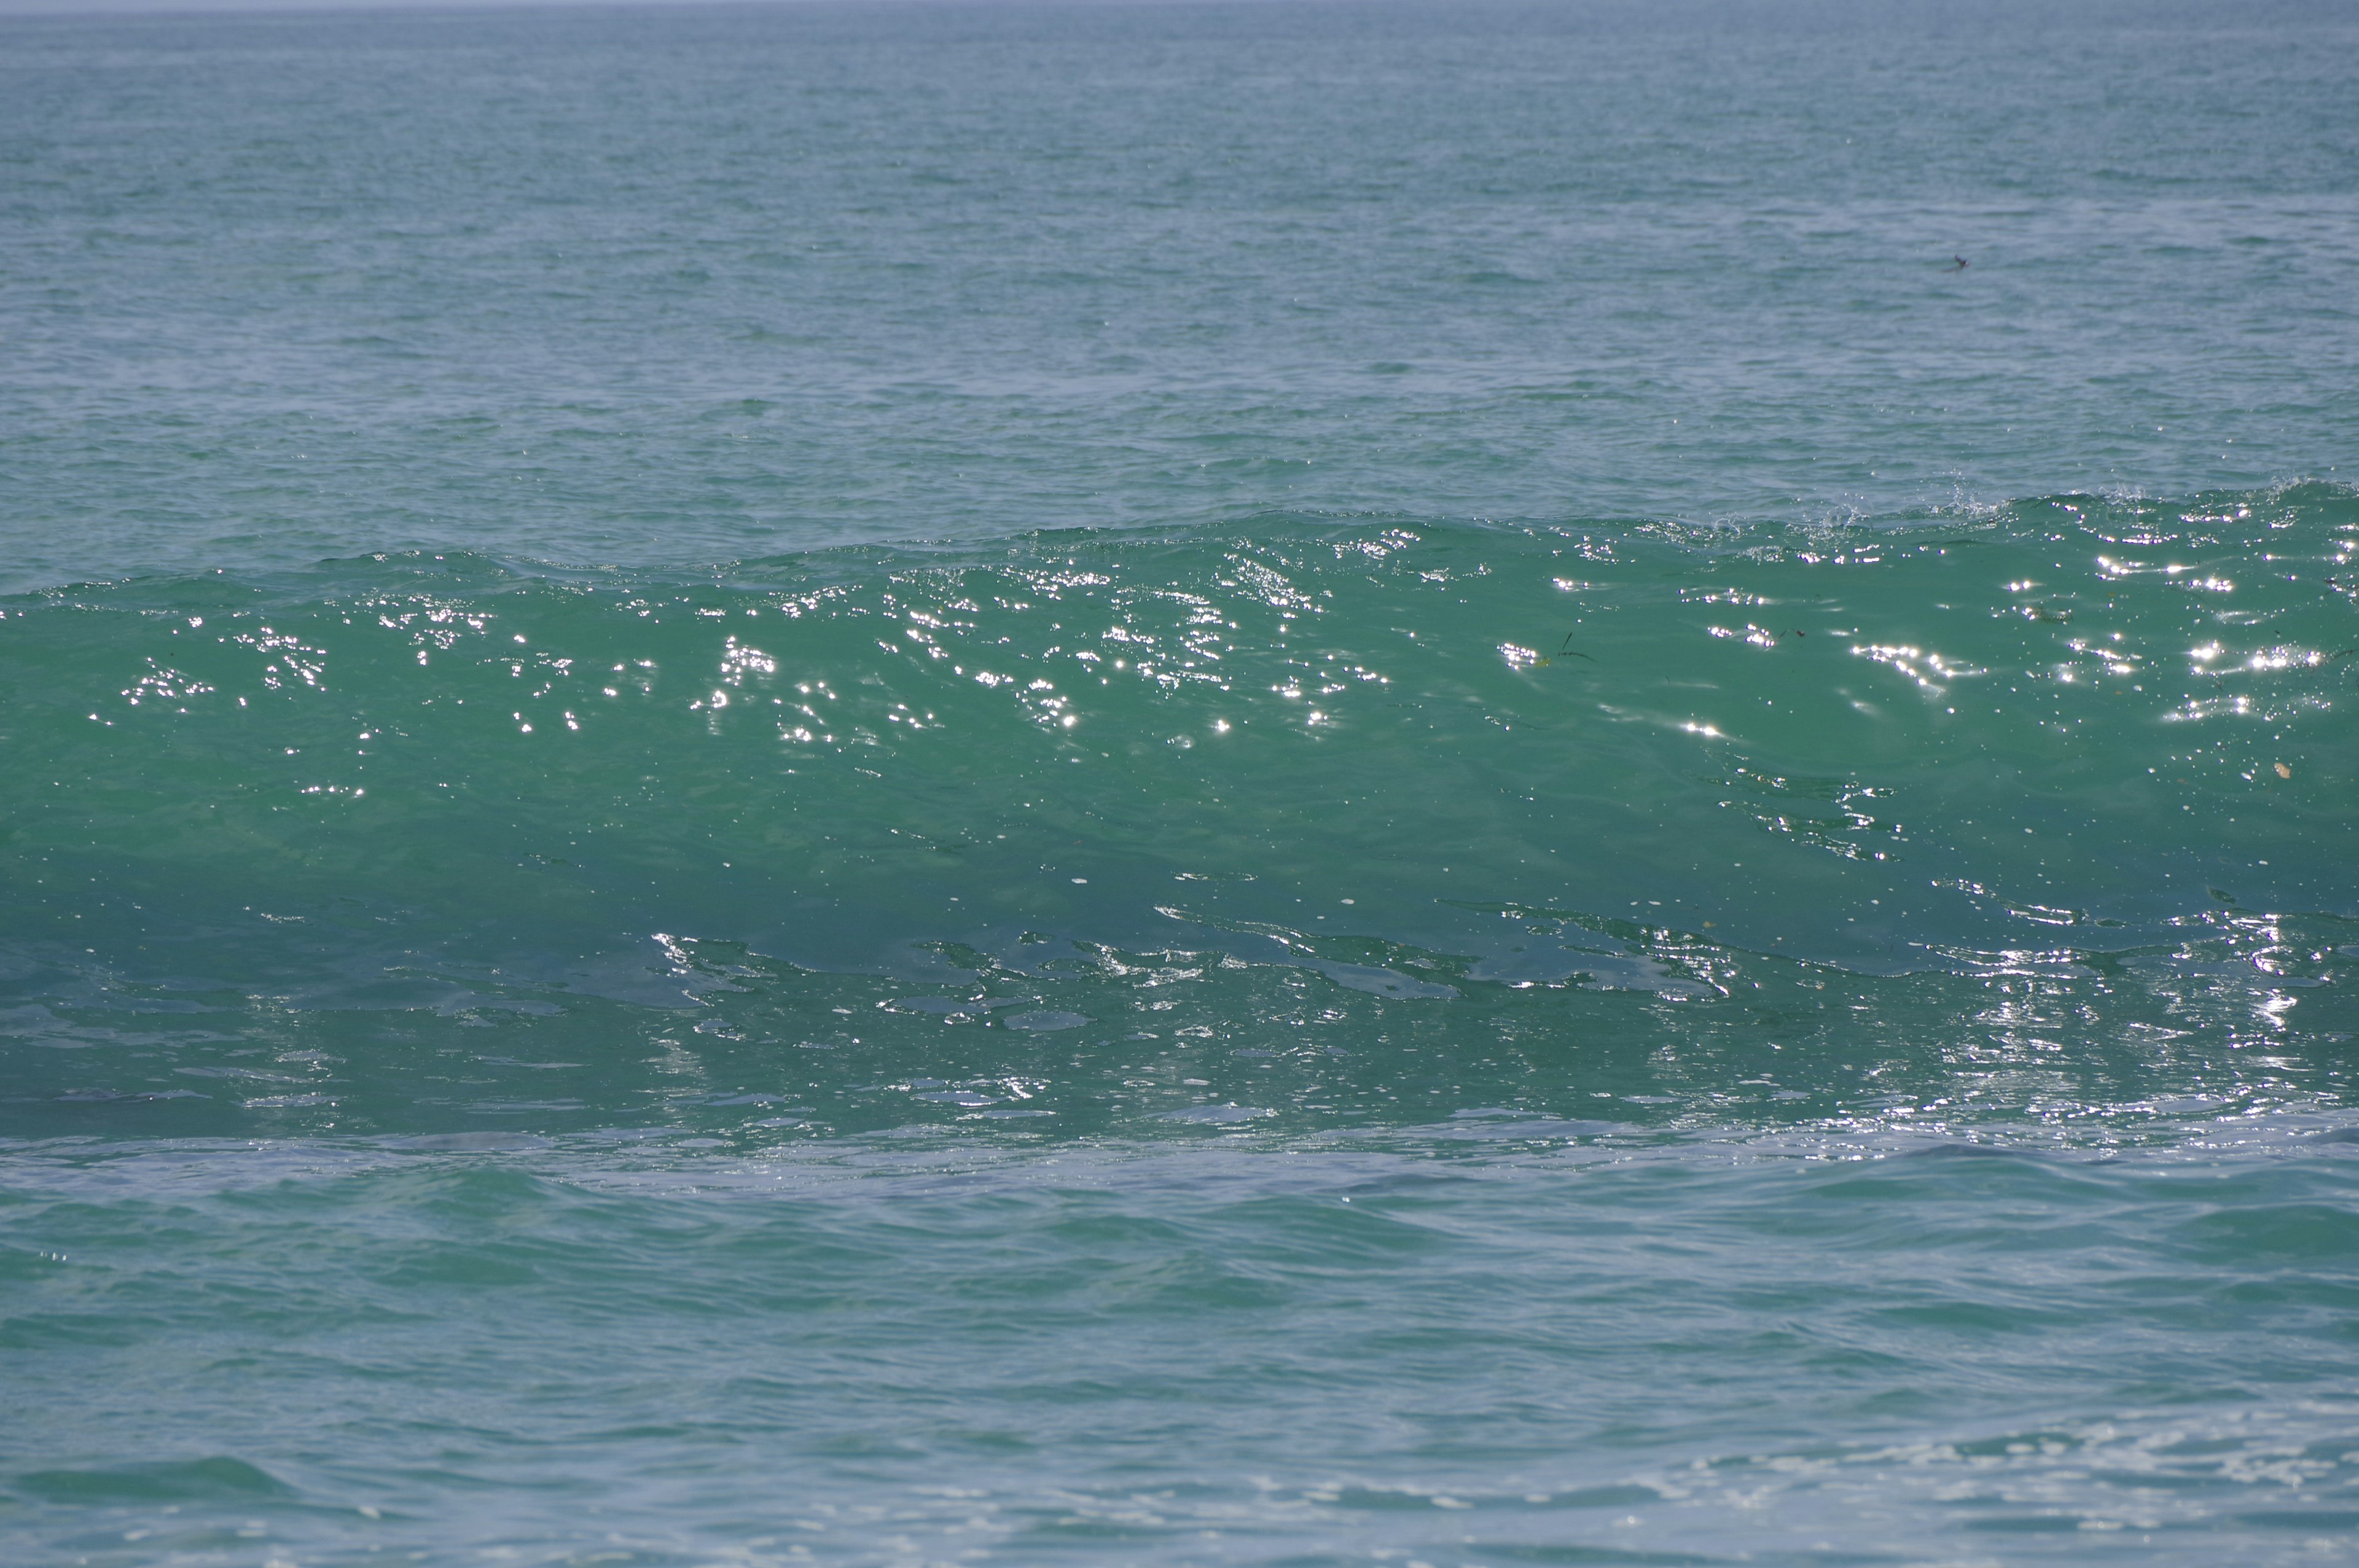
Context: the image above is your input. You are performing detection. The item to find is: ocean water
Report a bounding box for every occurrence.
[4,2,2359,1564]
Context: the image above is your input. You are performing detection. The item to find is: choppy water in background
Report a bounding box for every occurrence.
[4,2,2359,1564]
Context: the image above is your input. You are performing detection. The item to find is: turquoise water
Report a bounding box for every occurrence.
[4,2,2359,1564]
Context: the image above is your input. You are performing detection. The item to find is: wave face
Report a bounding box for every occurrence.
[5,488,2355,1144]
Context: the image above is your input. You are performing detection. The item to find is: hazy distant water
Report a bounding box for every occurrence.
[4,3,2359,1565]
[5,0,2357,585]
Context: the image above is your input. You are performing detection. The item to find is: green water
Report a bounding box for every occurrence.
[4,3,2359,1564]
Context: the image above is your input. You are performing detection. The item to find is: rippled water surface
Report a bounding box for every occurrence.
[4,2,2358,1564]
